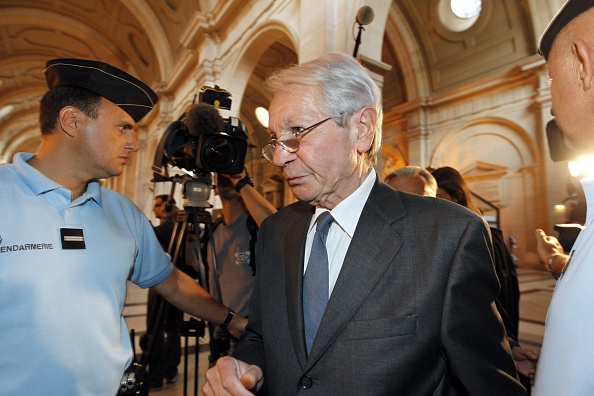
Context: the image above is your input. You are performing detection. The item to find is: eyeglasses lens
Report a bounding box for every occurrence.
[262,145,275,161]
[278,134,299,151]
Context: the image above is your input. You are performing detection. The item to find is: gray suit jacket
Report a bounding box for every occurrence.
[234,180,525,395]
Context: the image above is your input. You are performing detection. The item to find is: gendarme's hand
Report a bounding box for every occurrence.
[226,315,248,339]
[535,229,567,278]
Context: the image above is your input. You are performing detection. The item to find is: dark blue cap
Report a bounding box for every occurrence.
[44,58,158,122]
[539,0,594,60]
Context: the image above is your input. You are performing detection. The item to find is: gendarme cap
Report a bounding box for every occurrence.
[539,0,594,60]
[44,58,158,122]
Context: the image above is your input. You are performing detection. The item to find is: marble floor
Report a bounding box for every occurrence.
[123,267,555,395]
[516,268,556,350]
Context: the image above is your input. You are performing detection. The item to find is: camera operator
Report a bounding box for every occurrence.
[198,171,277,364]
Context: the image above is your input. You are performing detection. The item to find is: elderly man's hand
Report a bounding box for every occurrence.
[203,356,263,395]
[512,345,540,384]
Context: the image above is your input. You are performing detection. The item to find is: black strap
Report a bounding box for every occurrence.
[234,175,254,192]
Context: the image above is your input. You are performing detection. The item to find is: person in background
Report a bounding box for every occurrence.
[534,1,594,393]
[432,166,481,213]
[384,165,437,197]
[142,195,183,390]
[431,166,539,389]
[203,52,525,395]
[152,194,179,246]
[200,171,276,364]
[0,58,246,395]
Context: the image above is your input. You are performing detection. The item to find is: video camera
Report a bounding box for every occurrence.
[152,85,249,176]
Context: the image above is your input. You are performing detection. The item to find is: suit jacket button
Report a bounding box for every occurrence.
[301,375,313,389]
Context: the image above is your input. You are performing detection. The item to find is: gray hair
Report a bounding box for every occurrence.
[385,166,437,197]
[265,52,383,166]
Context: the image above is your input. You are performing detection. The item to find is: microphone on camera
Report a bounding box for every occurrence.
[184,103,224,137]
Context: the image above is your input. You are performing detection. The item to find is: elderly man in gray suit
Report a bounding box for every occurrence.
[203,52,525,395]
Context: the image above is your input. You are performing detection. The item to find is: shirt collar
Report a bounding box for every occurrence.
[12,152,102,206]
[309,169,377,237]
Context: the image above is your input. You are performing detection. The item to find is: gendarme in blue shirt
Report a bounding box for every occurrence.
[0,153,173,395]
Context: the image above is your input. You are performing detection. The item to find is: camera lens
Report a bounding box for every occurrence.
[197,132,248,174]
[203,136,236,167]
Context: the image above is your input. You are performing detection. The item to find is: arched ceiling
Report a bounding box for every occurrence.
[0,0,296,165]
[0,0,198,163]
[0,0,538,165]
[240,41,297,151]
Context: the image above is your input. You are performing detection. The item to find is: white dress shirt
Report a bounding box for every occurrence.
[304,169,376,296]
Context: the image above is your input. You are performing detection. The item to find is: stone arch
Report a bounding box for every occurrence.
[431,116,540,169]
[223,21,298,107]
[219,20,299,152]
[124,0,173,79]
[209,20,299,208]
[383,1,432,102]
[430,116,542,264]
[380,1,435,168]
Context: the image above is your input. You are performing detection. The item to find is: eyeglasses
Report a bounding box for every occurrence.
[261,116,334,162]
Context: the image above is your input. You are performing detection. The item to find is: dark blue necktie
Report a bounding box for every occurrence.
[303,211,334,354]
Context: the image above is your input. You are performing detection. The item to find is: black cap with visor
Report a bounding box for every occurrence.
[44,58,158,122]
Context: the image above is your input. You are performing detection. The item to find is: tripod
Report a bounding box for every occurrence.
[140,175,225,395]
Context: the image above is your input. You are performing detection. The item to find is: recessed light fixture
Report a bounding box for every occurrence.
[255,106,269,128]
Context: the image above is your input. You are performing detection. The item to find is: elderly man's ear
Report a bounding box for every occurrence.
[355,107,376,154]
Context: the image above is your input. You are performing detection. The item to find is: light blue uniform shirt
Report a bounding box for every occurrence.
[534,174,594,395]
[0,153,173,395]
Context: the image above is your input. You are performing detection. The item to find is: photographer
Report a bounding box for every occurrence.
[199,171,277,364]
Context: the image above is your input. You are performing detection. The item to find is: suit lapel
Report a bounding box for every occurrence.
[284,202,314,369]
[305,183,407,368]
